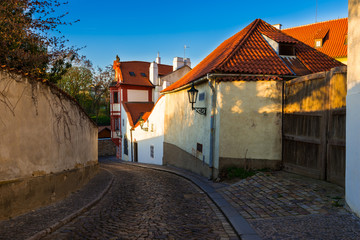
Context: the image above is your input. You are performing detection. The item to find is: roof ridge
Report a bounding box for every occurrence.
[283,18,347,30]
[120,60,172,67]
[217,19,262,70]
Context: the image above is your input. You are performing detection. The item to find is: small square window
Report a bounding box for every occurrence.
[315,39,322,48]
[199,92,205,101]
[141,73,146,77]
[129,72,136,76]
[197,143,203,153]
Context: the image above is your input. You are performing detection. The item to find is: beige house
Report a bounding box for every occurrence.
[161,19,343,179]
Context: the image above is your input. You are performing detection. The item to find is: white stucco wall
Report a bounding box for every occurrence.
[0,70,98,181]
[164,83,212,166]
[131,97,166,165]
[121,105,132,162]
[346,0,360,217]
[127,89,148,102]
[217,81,282,162]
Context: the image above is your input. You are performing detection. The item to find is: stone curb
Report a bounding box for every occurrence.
[26,167,115,240]
[121,161,262,240]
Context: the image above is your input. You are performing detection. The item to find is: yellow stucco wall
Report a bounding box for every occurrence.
[0,70,98,181]
[335,57,347,65]
[217,81,282,162]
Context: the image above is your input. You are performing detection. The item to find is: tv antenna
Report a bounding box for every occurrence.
[315,0,318,23]
[184,45,190,59]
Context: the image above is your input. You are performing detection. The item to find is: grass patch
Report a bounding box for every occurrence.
[220,167,256,180]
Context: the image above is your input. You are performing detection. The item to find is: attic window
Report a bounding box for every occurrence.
[129,72,136,76]
[141,72,146,77]
[279,43,295,56]
[315,39,322,48]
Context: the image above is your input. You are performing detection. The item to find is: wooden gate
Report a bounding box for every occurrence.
[283,67,346,187]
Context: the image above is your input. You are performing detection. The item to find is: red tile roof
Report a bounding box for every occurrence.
[282,18,347,58]
[122,102,154,127]
[113,61,173,87]
[162,19,343,93]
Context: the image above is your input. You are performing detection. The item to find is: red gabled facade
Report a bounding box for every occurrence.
[110,60,172,159]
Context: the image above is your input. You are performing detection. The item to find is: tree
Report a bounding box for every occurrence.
[90,65,114,123]
[0,0,78,79]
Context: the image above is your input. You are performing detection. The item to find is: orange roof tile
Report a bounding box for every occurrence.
[122,102,154,127]
[162,19,343,93]
[114,61,172,87]
[282,18,347,58]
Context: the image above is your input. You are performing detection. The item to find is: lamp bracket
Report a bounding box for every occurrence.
[194,107,206,116]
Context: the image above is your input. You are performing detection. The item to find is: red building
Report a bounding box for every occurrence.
[110,58,173,158]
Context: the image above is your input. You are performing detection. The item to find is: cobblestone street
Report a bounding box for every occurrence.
[43,161,238,240]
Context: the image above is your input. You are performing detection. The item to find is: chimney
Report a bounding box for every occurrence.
[156,52,161,64]
[113,55,122,82]
[272,24,282,30]
[149,61,158,85]
[173,57,184,71]
[184,58,191,68]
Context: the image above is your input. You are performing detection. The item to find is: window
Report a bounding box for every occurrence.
[197,143,203,153]
[150,145,154,158]
[115,118,120,130]
[141,73,146,77]
[122,119,124,127]
[199,92,205,101]
[124,134,128,155]
[113,92,118,103]
[315,39,322,48]
[279,44,295,56]
[129,72,136,76]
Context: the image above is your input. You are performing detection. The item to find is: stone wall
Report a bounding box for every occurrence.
[98,139,116,157]
[0,68,98,219]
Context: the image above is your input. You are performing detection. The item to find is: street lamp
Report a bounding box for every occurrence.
[187,82,206,115]
[138,115,148,131]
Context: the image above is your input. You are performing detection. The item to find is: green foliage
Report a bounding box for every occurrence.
[0,0,78,78]
[220,167,256,180]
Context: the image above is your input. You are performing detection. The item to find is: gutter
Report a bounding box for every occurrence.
[161,73,294,94]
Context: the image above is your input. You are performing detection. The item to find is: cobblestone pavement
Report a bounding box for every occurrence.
[0,168,112,240]
[219,171,360,239]
[44,161,238,240]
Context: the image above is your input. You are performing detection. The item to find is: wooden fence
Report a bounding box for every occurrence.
[283,66,347,187]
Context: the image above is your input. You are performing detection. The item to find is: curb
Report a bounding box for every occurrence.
[27,167,114,240]
[121,161,262,240]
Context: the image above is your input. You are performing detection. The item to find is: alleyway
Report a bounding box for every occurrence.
[42,160,237,240]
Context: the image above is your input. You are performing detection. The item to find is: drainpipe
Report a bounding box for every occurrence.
[130,128,134,162]
[208,74,216,180]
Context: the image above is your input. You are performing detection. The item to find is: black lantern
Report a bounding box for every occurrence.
[187,82,206,115]
[138,115,148,131]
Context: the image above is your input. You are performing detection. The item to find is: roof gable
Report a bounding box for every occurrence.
[162,19,343,93]
[122,102,154,127]
[114,61,172,87]
[282,18,347,58]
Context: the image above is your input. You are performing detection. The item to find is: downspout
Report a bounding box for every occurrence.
[130,128,134,162]
[208,74,216,180]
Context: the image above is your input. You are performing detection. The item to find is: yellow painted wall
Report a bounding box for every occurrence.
[217,81,282,162]
[0,70,98,181]
[335,57,347,65]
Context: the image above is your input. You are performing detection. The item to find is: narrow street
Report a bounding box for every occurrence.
[43,160,238,240]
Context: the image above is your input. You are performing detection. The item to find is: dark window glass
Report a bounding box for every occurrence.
[279,44,295,56]
[124,135,128,155]
[129,72,136,76]
[197,143,203,153]
[141,73,146,77]
[113,92,118,103]
[150,145,154,158]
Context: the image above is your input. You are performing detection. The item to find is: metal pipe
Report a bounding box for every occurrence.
[208,74,216,180]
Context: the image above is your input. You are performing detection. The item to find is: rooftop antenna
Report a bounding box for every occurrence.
[315,0,318,23]
[184,45,190,59]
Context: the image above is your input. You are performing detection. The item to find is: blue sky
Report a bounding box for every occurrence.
[58,0,348,68]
